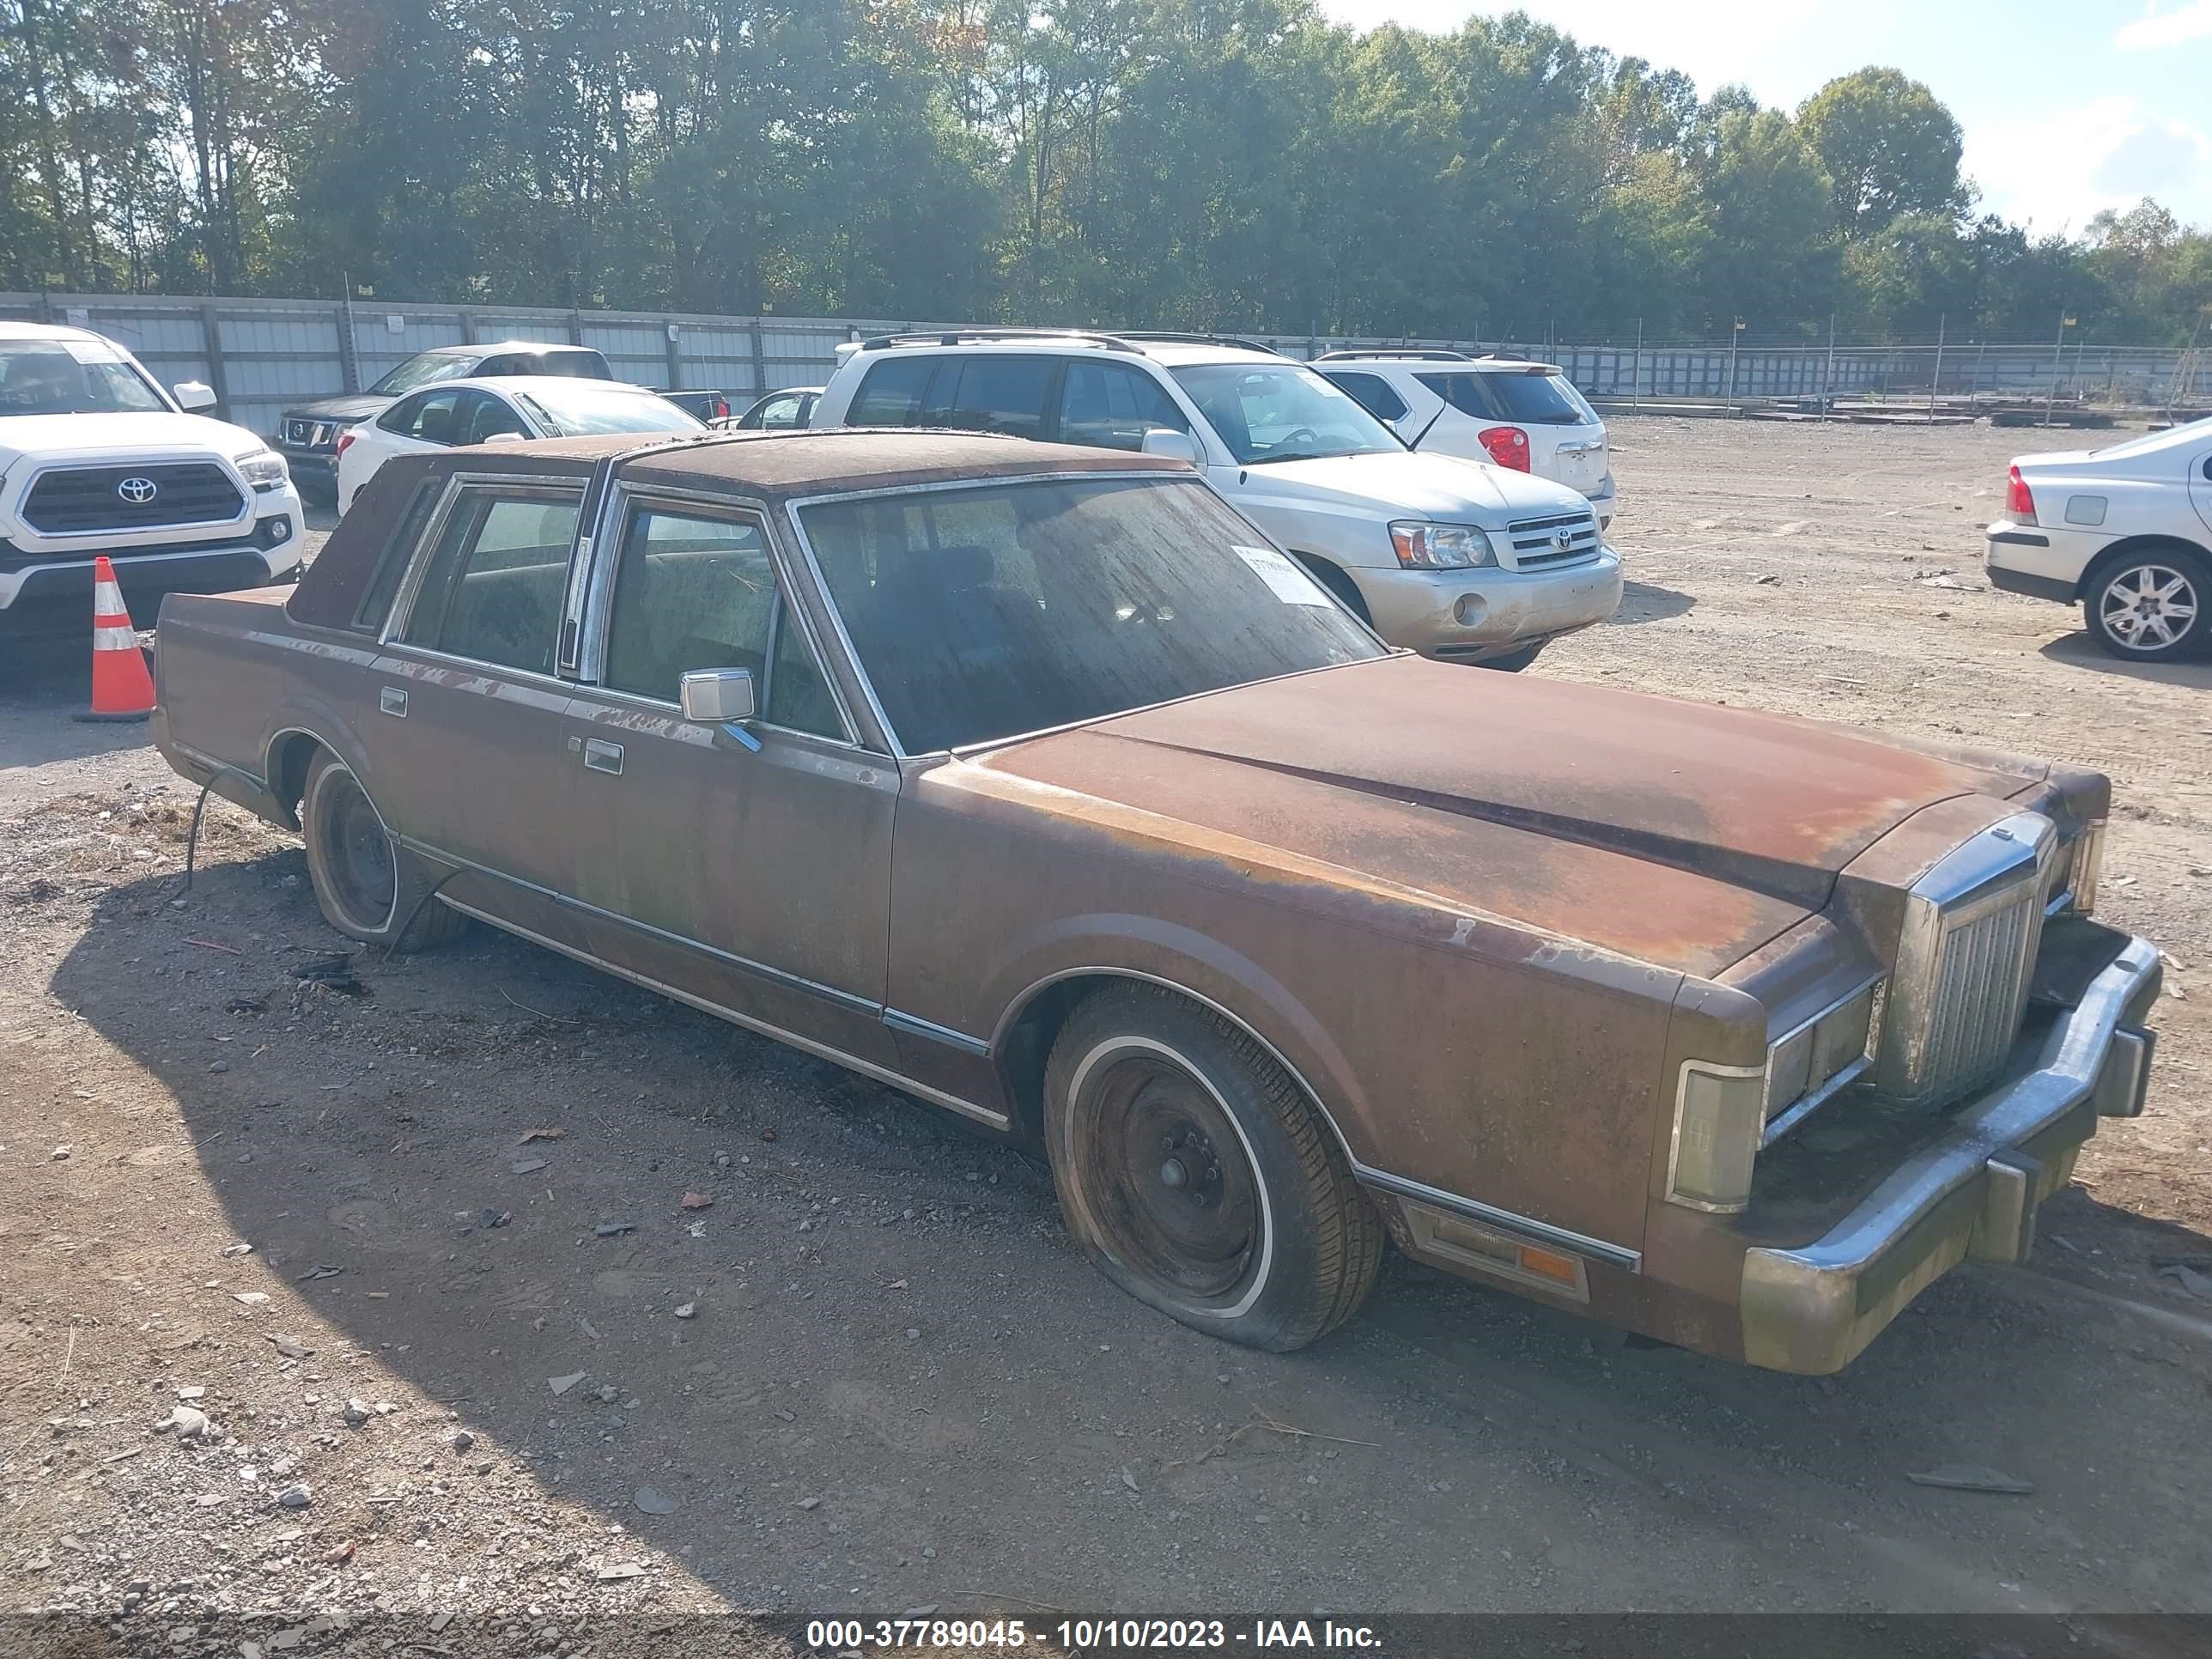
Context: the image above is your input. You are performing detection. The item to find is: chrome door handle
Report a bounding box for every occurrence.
[582,738,624,775]
[379,687,408,718]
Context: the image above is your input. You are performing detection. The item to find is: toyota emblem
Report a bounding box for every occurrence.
[117,476,159,505]
[1552,527,1574,552]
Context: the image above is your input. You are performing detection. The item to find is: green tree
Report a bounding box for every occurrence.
[1796,67,1966,240]
[1698,106,1840,331]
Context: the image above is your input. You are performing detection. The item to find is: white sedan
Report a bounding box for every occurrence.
[336,376,703,514]
[1985,416,2212,662]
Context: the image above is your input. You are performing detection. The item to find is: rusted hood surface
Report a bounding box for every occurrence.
[975,656,2015,976]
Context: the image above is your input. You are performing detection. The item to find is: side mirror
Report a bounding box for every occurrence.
[678,666,756,724]
[1139,427,1203,467]
[173,380,217,414]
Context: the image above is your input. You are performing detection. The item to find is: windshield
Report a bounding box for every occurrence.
[801,476,1382,752]
[1169,363,1404,465]
[0,341,167,416]
[369,353,477,397]
[510,384,702,437]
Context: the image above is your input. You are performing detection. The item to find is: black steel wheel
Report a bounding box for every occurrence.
[299,751,467,950]
[1044,983,1382,1351]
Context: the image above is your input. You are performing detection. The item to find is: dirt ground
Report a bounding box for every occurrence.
[2,422,2210,1656]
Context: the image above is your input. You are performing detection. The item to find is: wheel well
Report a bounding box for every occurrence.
[994,971,1357,1172]
[265,731,327,829]
[1291,553,1370,623]
[2076,534,2212,602]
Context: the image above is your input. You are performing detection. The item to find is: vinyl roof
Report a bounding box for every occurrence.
[477,427,1194,501]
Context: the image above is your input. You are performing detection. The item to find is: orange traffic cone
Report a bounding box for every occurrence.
[76,556,156,723]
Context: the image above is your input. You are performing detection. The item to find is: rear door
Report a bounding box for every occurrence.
[560,492,900,1065]
[370,477,588,941]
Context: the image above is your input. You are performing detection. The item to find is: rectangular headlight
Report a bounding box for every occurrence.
[1668,1060,1765,1212]
[2070,821,2106,916]
[237,450,290,492]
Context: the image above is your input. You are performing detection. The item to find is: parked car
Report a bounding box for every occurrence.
[1984,416,2212,662]
[0,319,304,638]
[151,428,2160,1373]
[334,377,704,514]
[733,386,822,430]
[1316,350,1616,526]
[277,341,726,498]
[811,330,1620,670]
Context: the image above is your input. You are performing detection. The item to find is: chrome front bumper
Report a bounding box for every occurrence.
[1739,933,2161,1374]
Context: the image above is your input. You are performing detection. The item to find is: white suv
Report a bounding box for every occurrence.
[1315,351,1615,526]
[811,331,1621,669]
[0,320,305,638]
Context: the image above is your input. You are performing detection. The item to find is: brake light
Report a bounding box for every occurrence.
[1478,426,1529,471]
[714,398,729,421]
[2006,465,2035,523]
[335,429,357,459]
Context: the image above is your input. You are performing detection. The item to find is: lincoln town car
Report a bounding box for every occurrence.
[150,430,2162,1370]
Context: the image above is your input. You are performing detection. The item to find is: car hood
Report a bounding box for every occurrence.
[0,410,264,477]
[1248,449,1590,524]
[964,656,2022,978]
[283,392,390,423]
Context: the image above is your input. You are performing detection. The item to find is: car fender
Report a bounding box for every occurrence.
[259,698,384,830]
[981,912,1370,1167]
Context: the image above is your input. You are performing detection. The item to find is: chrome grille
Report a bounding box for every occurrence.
[1503,509,1600,571]
[1873,814,2055,1109]
[20,463,246,535]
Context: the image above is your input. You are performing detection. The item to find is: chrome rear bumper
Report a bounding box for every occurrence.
[1739,933,2161,1374]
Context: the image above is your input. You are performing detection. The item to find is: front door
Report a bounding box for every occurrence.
[368,477,587,946]
[560,494,900,1067]
[2191,444,2212,538]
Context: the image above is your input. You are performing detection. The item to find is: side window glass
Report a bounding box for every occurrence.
[1057,363,1189,452]
[604,507,842,738]
[759,395,800,429]
[398,489,580,673]
[352,482,441,633]
[1417,374,1498,420]
[850,357,935,426]
[456,389,529,446]
[948,356,1055,439]
[386,387,462,444]
[1324,372,1407,422]
[475,356,520,377]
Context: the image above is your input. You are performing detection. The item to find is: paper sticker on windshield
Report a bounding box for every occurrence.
[1233,544,1333,606]
[63,338,125,365]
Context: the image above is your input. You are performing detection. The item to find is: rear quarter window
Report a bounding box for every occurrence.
[850,357,936,426]
[282,471,441,634]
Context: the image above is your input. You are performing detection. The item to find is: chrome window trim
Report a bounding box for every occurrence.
[576,483,859,746]
[377,470,587,652]
[780,470,1388,760]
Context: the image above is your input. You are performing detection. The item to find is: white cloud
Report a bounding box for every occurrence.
[1967,97,2212,233]
[2116,1,2212,50]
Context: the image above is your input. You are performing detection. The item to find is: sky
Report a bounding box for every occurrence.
[1316,0,2212,235]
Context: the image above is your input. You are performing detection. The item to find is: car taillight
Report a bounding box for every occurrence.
[335,430,356,459]
[714,398,729,421]
[2006,465,2035,523]
[1478,426,1529,471]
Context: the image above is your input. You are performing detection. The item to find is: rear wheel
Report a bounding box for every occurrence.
[2085,546,2209,663]
[1043,984,1382,1352]
[300,752,467,951]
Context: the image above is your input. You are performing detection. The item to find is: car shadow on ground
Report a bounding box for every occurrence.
[2038,632,2212,689]
[1611,580,1696,625]
[42,845,2212,1610]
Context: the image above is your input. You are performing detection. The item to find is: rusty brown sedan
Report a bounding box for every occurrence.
[150,430,2163,1371]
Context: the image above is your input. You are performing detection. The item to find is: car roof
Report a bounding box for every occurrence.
[434,375,665,397]
[843,332,1284,370]
[418,340,599,358]
[397,428,1193,505]
[1323,352,1563,375]
[0,320,115,346]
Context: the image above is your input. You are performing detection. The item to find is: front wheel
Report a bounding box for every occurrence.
[1043,985,1382,1352]
[2085,547,2208,662]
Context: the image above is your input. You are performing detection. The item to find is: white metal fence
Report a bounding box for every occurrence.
[5,290,2206,438]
